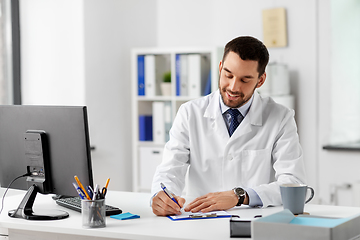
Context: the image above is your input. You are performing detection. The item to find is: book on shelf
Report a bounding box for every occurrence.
[137,55,145,96]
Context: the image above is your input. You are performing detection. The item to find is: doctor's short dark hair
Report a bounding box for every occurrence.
[222,36,269,77]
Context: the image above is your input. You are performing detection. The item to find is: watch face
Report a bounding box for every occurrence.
[235,188,245,196]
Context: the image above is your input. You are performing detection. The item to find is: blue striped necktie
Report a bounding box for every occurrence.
[227,109,242,137]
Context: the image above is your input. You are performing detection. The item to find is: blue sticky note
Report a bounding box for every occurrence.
[110,212,140,220]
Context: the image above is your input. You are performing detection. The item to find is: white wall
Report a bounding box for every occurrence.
[20,0,85,105]
[83,0,157,191]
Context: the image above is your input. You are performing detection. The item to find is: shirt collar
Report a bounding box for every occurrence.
[219,92,254,117]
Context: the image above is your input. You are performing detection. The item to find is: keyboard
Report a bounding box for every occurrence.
[55,197,122,216]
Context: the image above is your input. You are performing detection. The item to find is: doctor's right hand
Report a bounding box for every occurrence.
[151,191,185,216]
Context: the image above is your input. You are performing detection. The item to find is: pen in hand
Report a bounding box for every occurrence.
[160,182,181,208]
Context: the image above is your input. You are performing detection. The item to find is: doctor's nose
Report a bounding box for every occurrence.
[228,78,241,92]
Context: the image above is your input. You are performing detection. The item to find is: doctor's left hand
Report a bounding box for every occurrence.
[184,190,247,213]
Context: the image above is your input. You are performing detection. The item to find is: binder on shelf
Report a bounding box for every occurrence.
[176,54,181,96]
[145,55,169,97]
[188,54,210,97]
[164,102,172,143]
[180,55,188,96]
[188,54,200,97]
[203,69,211,96]
[175,54,188,96]
[145,55,156,97]
[137,55,145,96]
[153,101,165,144]
[139,115,153,141]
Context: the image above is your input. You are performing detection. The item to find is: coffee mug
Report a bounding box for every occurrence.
[280,184,314,215]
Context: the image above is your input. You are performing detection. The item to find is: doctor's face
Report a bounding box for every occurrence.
[219,51,266,108]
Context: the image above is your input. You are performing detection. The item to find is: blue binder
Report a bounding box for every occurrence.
[175,54,181,96]
[137,55,145,96]
[203,69,211,96]
[139,115,153,141]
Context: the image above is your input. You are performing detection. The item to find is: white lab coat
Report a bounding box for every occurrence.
[151,90,306,207]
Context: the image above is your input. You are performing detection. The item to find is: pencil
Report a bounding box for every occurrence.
[74,175,91,200]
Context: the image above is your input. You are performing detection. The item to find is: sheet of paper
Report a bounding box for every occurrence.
[168,210,231,220]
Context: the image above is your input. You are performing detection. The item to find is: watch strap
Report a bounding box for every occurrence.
[236,194,245,206]
[233,187,246,206]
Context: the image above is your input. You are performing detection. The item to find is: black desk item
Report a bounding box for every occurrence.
[55,197,122,216]
[230,219,251,238]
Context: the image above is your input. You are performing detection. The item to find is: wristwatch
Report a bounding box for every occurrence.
[233,187,246,206]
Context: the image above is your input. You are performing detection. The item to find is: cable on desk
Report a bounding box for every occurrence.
[0,173,30,215]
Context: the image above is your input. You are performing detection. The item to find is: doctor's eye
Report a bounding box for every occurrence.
[225,74,233,79]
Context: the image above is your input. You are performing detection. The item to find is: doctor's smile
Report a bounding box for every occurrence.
[226,91,242,100]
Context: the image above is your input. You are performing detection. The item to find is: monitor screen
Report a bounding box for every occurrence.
[0,105,93,220]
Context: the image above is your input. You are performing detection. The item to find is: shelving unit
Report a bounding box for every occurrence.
[131,47,223,192]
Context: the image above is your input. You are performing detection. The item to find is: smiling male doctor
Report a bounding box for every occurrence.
[151,36,306,216]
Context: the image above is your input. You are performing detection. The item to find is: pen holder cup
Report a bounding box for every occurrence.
[82,199,106,228]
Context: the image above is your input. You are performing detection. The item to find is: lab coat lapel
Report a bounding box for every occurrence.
[229,91,263,140]
[203,90,229,141]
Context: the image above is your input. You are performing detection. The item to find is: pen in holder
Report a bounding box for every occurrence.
[82,199,106,228]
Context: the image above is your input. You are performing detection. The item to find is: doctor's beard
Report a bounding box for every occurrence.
[219,82,258,109]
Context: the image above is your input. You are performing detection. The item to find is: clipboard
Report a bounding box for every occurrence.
[168,210,232,221]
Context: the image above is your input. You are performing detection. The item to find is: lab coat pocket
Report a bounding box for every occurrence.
[240,148,272,187]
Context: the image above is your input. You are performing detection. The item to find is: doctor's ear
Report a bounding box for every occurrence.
[219,61,223,75]
[256,72,266,88]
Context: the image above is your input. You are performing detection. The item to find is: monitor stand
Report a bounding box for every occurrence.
[8,184,69,220]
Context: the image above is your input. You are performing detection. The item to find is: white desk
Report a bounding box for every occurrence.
[1,188,360,240]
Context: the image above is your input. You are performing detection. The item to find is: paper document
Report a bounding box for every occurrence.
[168,210,231,221]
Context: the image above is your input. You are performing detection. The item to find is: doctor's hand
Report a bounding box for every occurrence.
[184,190,248,213]
[151,191,185,216]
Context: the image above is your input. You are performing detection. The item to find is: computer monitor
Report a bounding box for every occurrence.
[0,105,93,220]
